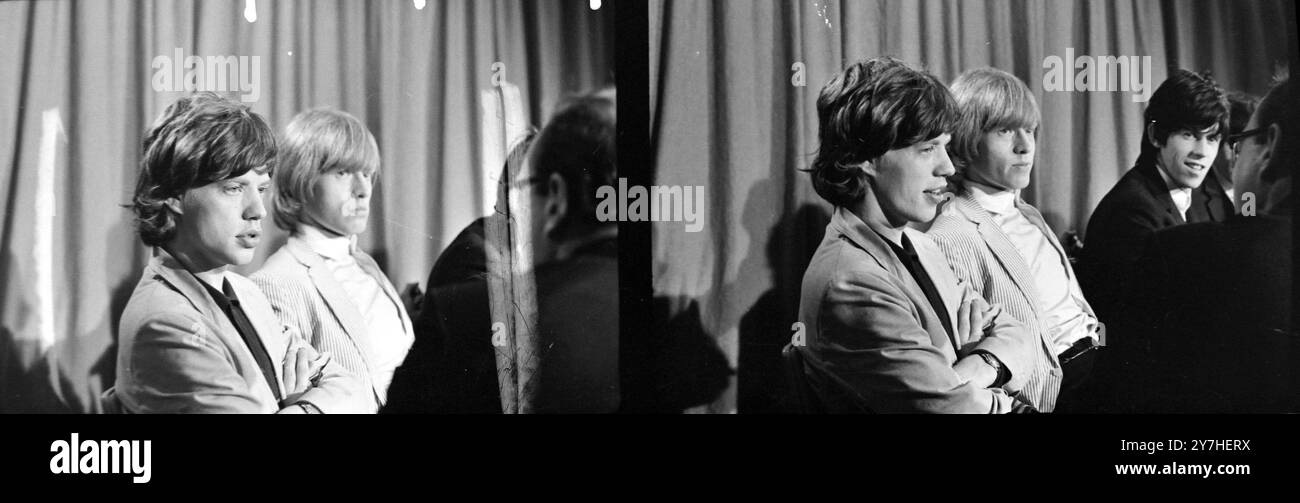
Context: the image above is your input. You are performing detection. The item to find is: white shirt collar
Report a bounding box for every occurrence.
[1156,167,1193,218]
[966,179,1019,216]
[298,224,355,261]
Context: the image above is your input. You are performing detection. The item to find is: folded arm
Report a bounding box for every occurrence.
[813,269,1019,413]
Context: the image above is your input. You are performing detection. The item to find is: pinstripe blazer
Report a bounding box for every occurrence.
[251,235,415,412]
[796,207,1035,413]
[926,186,1100,412]
[108,248,370,413]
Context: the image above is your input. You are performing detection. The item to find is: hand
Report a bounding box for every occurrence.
[955,297,988,344]
[954,354,997,389]
[281,338,329,404]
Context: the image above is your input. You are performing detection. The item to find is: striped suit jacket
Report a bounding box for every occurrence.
[251,235,415,413]
[926,186,1100,412]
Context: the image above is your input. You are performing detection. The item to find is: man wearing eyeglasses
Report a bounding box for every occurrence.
[1206,92,1261,211]
[1117,76,1294,413]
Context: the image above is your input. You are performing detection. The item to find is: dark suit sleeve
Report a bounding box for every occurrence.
[812,267,1018,414]
[1093,203,1165,272]
[1081,194,1166,323]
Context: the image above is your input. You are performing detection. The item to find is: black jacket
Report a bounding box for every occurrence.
[1077,162,1231,323]
[1116,214,1295,412]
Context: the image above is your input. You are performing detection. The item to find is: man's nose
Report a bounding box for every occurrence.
[936,147,956,177]
[1191,136,1216,157]
[1014,130,1034,155]
[353,173,372,198]
[245,189,266,220]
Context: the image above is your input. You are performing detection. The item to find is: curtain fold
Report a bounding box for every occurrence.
[0,0,613,412]
[650,0,1295,413]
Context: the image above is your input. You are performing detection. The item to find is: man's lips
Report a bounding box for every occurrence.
[1184,161,1206,171]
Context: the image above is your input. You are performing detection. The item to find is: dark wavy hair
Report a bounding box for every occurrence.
[131,92,277,246]
[528,88,616,234]
[1137,69,1228,168]
[807,57,959,207]
[1225,91,1260,136]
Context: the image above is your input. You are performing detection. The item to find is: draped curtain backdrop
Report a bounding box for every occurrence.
[650,0,1295,413]
[0,0,613,412]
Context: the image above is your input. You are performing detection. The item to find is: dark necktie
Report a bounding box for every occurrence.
[893,234,955,342]
[211,278,283,403]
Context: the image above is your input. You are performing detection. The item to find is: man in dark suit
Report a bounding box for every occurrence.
[1078,69,1230,325]
[521,91,619,412]
[384,129,533,413]
[387,90,619,414]
[383,215,501,413]
[1118,76,1294,413]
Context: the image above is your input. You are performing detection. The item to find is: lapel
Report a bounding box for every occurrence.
[952,191,1042,319]
[283,236,377,373]
[831,208,960,354]
[151,249,283,398]
[227,275,291,386]
[151,249,227,329]
[905,228,964,348]
[1135,162,1185,224]
[1192,172,1231,222]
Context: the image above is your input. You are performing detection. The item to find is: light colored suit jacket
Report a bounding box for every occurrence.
[251,235,414,412]
[796,207,1035,413]
[926,187,1101,412]
[109,249,369,413]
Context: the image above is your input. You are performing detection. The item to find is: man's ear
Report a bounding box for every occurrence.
[164,196,183,216]
[543,172,568,237]
[1146,123,1163,149]
[1257,122,1282,178]
[859,159,878,178]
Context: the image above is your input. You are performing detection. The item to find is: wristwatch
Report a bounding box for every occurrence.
[975,351,1007,387]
